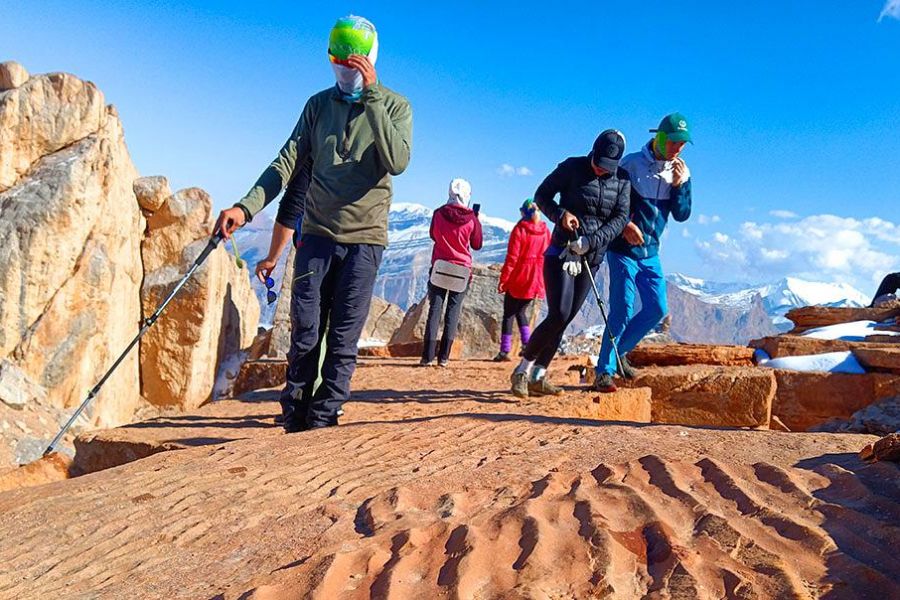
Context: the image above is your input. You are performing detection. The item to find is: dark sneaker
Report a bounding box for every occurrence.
[418,358,435,367]
[528,377,563,397]
[274,413,286,426]
[493,352,511,362]
[619,356,638,380]
[510,371,529,398]
[283,418,308,434]
[438,360,449,368]
[593,373,617,393]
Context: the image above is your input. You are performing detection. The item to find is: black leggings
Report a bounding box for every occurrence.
[522,254,595,368]
[502,295,532,335]
[422,283,467,362]
[871,273,900,306]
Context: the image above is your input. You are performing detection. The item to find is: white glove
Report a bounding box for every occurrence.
[560,249,583,277]
[567,235,590,256]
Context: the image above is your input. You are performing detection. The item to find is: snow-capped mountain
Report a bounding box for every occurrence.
[668,273,869,331]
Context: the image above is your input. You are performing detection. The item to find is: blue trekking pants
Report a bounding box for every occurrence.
[597,251,668,376]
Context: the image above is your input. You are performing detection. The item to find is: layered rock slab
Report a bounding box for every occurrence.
[625,366,775,428]
[627,343,755,367]
[772,371,900,432]
[0,418,894,599]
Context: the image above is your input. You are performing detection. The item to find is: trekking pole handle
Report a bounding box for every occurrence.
[194,232,225,267]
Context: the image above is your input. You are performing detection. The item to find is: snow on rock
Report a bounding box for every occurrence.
[801,320,900,342]
[758,351,866,374]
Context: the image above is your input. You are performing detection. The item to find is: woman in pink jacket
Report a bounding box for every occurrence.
[421,178,483,366]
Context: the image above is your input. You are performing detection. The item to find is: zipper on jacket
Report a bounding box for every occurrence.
[339,104,358,161]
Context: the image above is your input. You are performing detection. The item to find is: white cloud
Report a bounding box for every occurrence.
[695,213,900,290]
[880,0,900,21]
[769,209,798,219]
[681,227,691,239]
[697,214,721,225]
[497,164,532,177]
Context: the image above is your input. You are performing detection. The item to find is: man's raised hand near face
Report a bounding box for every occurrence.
[345,54,377,89]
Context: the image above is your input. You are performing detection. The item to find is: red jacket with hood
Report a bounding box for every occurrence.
[429,204,483,269]
[499,218,551,300]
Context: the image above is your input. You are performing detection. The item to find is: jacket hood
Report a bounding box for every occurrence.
[518,218,548,236]
[438,203,474,225]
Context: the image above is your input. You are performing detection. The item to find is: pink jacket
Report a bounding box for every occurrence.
[429,204,484,268]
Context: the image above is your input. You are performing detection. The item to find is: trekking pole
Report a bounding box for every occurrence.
[582,257,627,379]
[44,233,225,455]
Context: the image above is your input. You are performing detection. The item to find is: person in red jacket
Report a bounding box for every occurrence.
[494,198,551,361]
[421,178,484,366]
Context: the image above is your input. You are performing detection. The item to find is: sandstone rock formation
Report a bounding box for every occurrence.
[786,302,900,333]
[813,395,899,436]
[361,296,404,343]
[772,371,900,431]
[389,264,505,358]
[627,343,755,367]
[860,432,900,463]
[0,65,261,466]
[625,366,775,428]
[1,394,894,597]
[0,61,29,92]
[853,347,900,374]
[750,335,896,360]
[0,68,145,429]
[137,181,259,409]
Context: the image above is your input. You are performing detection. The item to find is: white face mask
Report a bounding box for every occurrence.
[332,64,364,96]
[332,37,379,98]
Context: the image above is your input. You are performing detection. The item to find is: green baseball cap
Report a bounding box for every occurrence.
[650,112,692,143]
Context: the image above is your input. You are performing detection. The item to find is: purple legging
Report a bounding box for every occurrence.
[500,294,533,353]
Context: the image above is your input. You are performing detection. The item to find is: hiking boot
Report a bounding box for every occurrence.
[510,371,529,398]
[593,372,617,393]
[274,413,286,426]
[619,356,638,380]
[528,377,563,397]
[493,352,511,362]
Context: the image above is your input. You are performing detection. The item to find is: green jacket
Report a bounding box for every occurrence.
[237,82,412,246]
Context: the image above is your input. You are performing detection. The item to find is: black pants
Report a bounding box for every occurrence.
[502,295,531,335]
[422,283,467,363]
[871,273,900,306]
[279,234,383,429]
[522,254,595,367]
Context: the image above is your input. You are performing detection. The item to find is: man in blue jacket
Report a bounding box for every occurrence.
[595,113,693,392]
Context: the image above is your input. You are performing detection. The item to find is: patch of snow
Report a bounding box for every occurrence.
[757,351,865,374]
[801,320,900,342]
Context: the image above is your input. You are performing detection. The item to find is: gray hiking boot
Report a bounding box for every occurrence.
[593,372,617,393]
[528,377,563,397]
[619,356,638,380]
[510,371,529,398]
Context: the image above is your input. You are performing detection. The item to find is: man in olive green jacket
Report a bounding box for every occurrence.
[215,15,412,431]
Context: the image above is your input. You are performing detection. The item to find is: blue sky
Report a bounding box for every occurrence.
[4,1,899,293]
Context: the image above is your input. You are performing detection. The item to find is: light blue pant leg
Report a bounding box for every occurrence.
[616,254,668,355]
[597,252,637,375]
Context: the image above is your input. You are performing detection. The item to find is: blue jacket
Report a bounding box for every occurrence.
[609,142,692,260]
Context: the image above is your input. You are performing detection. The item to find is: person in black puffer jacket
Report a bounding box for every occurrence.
[509,130,631,398]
